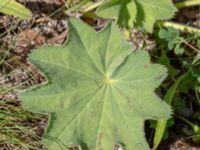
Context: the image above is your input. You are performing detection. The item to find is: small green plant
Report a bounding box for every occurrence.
[0,0,32,20]
[158,27,185,55]
[152,29,200,149]
[20,19,171,150]
[158,27,200,55]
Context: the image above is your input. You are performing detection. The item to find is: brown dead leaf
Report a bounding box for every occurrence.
[15,30,46,54]
[18,0,65,5]
[170,139,199,150]
[47,31,67,44]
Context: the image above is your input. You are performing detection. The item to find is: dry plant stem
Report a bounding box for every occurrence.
[81,1,104,13]
[181,39,200,52]
[65,0,91,14]
[175,0,200,8]
[1,71,40,94]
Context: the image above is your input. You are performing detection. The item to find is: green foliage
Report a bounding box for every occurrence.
[178,116,200,143]
[0,0,32,20]
[197,40,200,49]
[152,28,200,147]
[193,52,200,66]
[96,0,177,32]
[158,27,186,55]
[21,19,171,150]
[178,53,200,96]
[158,49,178,77]
[158,27,200,55]
[174,98,187,114]
[150,119,174,140]
[153,72,188,150]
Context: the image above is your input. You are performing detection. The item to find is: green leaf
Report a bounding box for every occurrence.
[97,0,177,32]
[174,44,185,55]
[153,72,189,150]
[0,0,32,20]
[158,27,180,50]
[159,28,180,41]
[193,52,200,66]
[96,0,137,28]
[21,19,171,150]
[158,27,187,55]
[150,119,174,140]
[158,49,178,77]
[179,71,197,93]
[197,39,200,49]
[174,98,190,116]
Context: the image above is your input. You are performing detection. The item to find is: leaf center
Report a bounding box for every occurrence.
[104,73,117,85]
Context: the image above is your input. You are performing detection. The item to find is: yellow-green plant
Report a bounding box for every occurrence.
[0,0,32,20]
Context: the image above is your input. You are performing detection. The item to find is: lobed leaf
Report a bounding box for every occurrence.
[96,0,177,32]
[21,19,171,150]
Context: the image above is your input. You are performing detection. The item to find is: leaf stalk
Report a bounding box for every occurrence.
[175,0,200,9]
[159,21,200,34]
